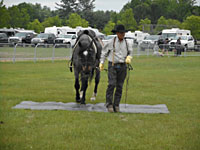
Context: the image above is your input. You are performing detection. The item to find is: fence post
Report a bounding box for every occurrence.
[137,44,140,57]
[13,44,18,63]
[52,44,56,63]
[34,44,38,63]
[184,46,187,57]
[147,44,150,56]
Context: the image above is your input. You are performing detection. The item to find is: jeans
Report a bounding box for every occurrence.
[106,62,127,107]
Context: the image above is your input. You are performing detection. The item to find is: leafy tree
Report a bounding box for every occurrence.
[138,18,151,32]
[166,19,181,28]
[182,15,200,39]
[173,0,195,21]
[77,0,95,12]
[17,3,36,22]
[103,21,115,35]
[27,19,44,33]
[19,8,30,28]
[88,10,111,31]
[133,3,151,23]
[155,16,168,32]
[8,6,23,28]
[191,6,200,16]
[56,0,78,19]
[0,0,10,28]
[120,8,137,31]
[116,20,123,25]
[17,3,52,23]
[56,0,95,19]
[66,13,88,28]
[42,16,62,28]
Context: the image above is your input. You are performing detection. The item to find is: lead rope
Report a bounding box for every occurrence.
[124,64,133,108]
[124,38,132,108]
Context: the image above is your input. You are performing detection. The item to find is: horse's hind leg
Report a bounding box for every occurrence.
[91,69,100,101]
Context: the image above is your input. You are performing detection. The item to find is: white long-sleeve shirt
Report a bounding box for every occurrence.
[100,37,133,64]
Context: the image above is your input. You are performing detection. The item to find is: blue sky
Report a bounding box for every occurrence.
[3,0,200,12]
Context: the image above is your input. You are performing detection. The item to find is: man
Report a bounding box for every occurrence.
[99,24,133,113]
[176,37,182,56]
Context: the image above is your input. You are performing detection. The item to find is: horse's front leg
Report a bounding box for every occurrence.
[74,71,81,103]
[90,68,100,101]
[80,76,89,104]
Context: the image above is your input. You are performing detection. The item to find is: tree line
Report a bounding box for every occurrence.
[0,0,200,39]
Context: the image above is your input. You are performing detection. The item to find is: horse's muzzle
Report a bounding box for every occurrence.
[82,66,92,74]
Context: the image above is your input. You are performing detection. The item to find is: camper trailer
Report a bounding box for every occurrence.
[44,26,77,37]
[161,28,191,40]
[132,31,150,45]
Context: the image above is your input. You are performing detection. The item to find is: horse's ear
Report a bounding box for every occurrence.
[77,30,83,36]
[83,30,89,35]
[88,30,96,37]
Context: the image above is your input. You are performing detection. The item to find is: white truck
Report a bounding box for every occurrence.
[168,35,195,50]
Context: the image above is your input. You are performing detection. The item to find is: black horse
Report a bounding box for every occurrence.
[70,30,102,104]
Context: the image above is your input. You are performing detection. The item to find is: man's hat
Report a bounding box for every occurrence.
[111,24,127,33]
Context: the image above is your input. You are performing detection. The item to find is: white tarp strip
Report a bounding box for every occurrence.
[13,101,170,114]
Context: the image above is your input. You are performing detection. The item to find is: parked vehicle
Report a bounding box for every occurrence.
[55,34,77,46]
[125,31,136,46]
[45,26,77,37]
[31,33,56,45]
[0,28,16,37]
[169,35,195,50]
[8,31,36,44]
[139,35,160,51]
[0,33,9,43]
[131,31,150,45]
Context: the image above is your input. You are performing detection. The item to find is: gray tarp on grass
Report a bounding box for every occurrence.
[13,101,170,114]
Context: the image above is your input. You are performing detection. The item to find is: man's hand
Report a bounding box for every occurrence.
[99,63,104,71]
[125,56,132,64]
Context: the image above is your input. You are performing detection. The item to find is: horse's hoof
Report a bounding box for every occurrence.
[81,102,86,105]
[80,103,86,108]
[90,97,96,101]
[90,92,96,101]
[76,99,81,103]
[80,100,86,105]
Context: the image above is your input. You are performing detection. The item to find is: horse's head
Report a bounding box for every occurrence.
[76,30,97,75]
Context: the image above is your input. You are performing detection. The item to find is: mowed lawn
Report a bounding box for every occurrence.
[0,56,200,150]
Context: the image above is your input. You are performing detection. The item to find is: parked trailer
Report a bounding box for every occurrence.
[161,28,191,40]
[131,31,150,45]
[44,26,77,37]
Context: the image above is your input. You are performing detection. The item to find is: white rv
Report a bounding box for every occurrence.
[75,26,105,38]
[44,26,77,37]
[132,31,150,45]
[161,28,191,40]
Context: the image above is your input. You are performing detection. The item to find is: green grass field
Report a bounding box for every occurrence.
[0,56,200,150]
